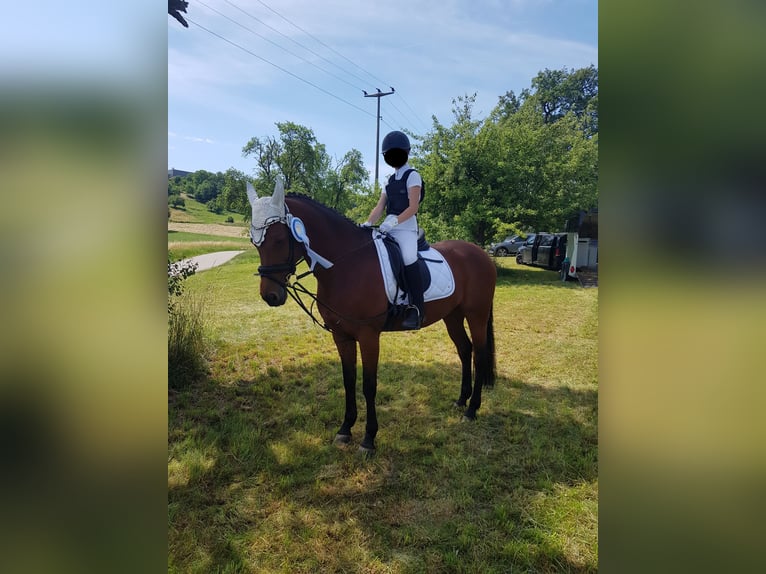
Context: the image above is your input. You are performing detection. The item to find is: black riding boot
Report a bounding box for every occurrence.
[401,262,424,330]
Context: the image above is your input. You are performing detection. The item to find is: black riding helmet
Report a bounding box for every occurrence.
[381,130,410,153]
[382,131,410,168]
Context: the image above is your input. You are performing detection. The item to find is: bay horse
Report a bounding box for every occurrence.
[247,179,496,454]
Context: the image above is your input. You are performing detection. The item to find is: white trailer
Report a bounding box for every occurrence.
[562,209,598,281]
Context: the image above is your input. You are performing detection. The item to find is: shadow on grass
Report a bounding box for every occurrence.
[169,356,597,573]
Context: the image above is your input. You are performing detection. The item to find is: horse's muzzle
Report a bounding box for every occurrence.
[262,289,287,307]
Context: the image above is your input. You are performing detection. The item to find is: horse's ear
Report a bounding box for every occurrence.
[271,177,285,207]
[246,181,258,206]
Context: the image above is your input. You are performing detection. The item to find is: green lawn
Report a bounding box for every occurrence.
[168,194,252,260]
[168,230,253,261]
[169,256,598,573]
[169,193,248,225]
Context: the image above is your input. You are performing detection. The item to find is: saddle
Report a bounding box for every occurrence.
[373,228,455,330]
[380,229,433,296]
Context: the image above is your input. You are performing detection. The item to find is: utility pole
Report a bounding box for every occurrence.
[364,87,395,191]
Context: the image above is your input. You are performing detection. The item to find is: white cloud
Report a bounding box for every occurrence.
[184,136,216,144]
[169,0,597,173]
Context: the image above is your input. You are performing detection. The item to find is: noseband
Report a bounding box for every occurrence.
[253,208,333,283]
[255,225,298,281]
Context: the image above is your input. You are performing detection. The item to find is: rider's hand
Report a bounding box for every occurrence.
[379,215,398,233]
[360,221,372,228]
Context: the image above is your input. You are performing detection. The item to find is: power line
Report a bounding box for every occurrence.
[228,0,430,136]
[186,17,376,119]
[197,0,364,93]
[219,0,370,93]
[251,0,391,89]
[386,98,424,133]
[395,94,431,132]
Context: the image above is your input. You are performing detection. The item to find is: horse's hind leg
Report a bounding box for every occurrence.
[462,310,492,420]
[444,309,473,408]
[333,333,357,446]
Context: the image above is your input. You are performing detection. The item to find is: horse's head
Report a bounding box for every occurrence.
[246,179,294,307]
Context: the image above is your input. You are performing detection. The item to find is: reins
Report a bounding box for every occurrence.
[256,227,390,332]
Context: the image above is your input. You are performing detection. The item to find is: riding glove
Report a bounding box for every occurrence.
[379,215,399,233]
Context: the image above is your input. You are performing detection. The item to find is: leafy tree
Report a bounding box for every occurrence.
[243,122,322,194]
[317,149,369,212]
[218,168,249,216]
[180,170,225,203]
[528,65,598,135]
[242,123,371,214]
[168,176,185,196]
[416,67,597,244]
[414,94,493,243]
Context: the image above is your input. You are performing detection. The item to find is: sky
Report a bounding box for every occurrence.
[168,0,597,188]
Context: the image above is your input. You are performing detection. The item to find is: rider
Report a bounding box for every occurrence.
[362,130,425,330]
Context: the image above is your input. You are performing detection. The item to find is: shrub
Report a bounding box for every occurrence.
[168,259,197,305]
[207,199,223,214]
[168,259,206,389]
[168,291,207,390]
[225,215,234,223]
[169,195,185,209]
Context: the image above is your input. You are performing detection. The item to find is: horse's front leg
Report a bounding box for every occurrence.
[358,332,381,454]
[333,333,357,446]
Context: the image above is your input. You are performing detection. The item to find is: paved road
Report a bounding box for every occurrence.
[181,250,245,272]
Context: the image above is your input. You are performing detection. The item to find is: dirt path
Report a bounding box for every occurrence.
[179,250,246,271]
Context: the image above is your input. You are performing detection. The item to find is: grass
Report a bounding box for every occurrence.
[168,194,252,261]
[168,290,209,390]
[168,230,252,261]
[168,254,598,573]
[169,193,248,225]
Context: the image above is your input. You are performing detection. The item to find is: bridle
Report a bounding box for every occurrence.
[252,214,388,332]
[254,219,298,279]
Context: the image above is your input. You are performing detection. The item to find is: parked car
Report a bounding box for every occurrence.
[488,234,527,257]
[516,232,567,271]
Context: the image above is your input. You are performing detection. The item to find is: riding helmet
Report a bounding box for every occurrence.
[381,130,410,153]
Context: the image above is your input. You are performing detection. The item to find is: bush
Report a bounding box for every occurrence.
[225,215,234,223]
[169,195,185,209]
[168,259,206,389]
[168,291,207,390]
[168,259,197,304]
[207,199,223,214]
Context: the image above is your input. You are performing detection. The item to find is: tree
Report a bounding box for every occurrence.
[318,149,369,212]
[242,123,371,214]
[218,168,249,216]
[528,65,598,135]
[415,68,598,244]
[414,94,495,243]
[243,122,323,194]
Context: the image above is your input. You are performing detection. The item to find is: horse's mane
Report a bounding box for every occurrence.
[286,193,365,232]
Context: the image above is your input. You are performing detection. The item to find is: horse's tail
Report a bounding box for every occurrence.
[484,305,497,388]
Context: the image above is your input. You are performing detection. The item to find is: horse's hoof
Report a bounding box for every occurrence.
[333,434,352,447]
[453,400,467,408]
[461,412,476,423]
[357,445,376,457]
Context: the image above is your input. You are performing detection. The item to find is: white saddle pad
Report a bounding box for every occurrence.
[373,235,456,305]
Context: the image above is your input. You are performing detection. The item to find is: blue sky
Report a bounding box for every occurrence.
[168,0,597,187]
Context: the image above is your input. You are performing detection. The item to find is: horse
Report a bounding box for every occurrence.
[247,179,497,454]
